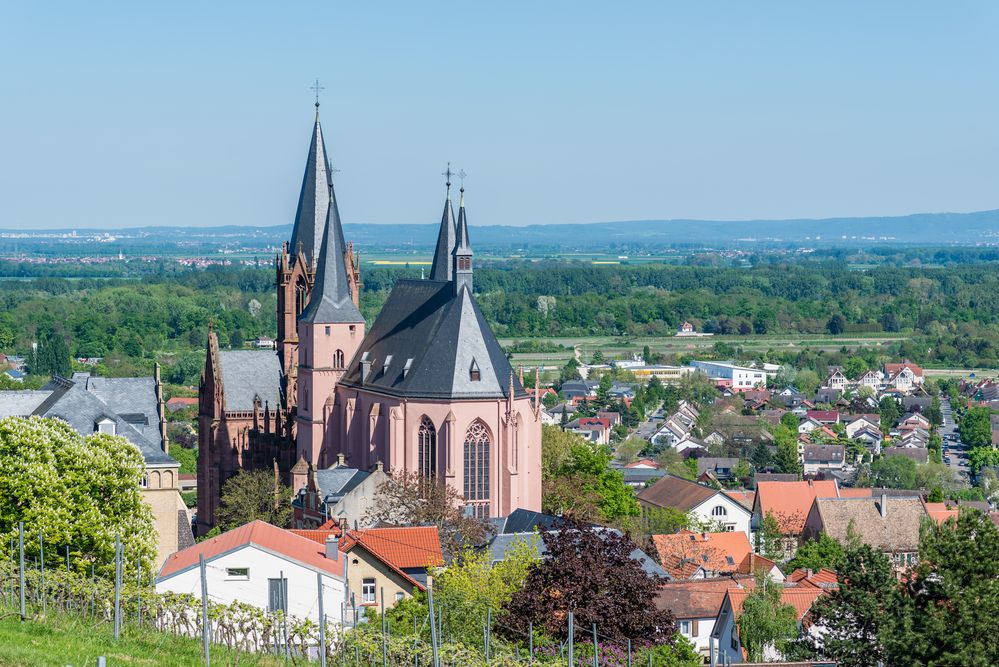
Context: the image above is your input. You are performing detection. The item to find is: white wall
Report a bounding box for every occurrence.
[692,494,752,539]
[677,616,716,656]
[156,545,347,624]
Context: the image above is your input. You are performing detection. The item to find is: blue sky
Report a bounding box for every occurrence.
[2,2,997,229]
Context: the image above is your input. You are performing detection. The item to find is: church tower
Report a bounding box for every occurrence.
[296,177,365,467]
[452,186,473,294]
[277,105,334,397]
[429,167,457,282]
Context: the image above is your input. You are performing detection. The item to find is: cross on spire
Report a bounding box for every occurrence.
[442,162,454,196]
[458,169,467,191]
[310,78,325,109]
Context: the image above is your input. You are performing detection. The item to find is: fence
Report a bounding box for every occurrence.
[3,521,672,666]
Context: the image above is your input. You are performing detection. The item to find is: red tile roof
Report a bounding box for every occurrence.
[755,480,840,535]
[655,576,755,619]
[885,362,924,378]
[725,490,756,511]
[727,586,826,621]
[339,526,444,591]
[787,568,839,589]
[805,410,840,423]
[158,520,344,579]
[290,527,342,543]
[166,397,199,406]
[652,530,753,578]
[923,502,959,525]
[737,552,779,577]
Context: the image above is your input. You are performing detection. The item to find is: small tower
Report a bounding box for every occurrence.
[429,164,457,281]
[452,186,473,295]
[296,179,365,467]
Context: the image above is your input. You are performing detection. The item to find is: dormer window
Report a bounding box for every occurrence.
[469,359,481,382]
[96,418,116,436]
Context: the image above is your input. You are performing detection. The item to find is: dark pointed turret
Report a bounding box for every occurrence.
[453,186,473,295]
[429,165,457,281]
[289,109,333,270]
[299,186,364,324]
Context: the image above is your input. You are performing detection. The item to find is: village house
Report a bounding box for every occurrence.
[156,520,347,624]
[638,475,752,537]
[655,576,753,658]
[801,495,926,573]
[651,530,754,579]
[801,444,846,476]
[690,361,768,392]
[290,457,390,529]
[751,480,850,558]
[884,361,924,392]
[824,367,848,391]
[843,414,880,438]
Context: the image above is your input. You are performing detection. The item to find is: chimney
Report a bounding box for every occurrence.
[879,493,888,518]
[336,452,345,467]
[325,536,339,561]
[374,460,383,472]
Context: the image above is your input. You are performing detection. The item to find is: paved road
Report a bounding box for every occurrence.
[940,398,971,480]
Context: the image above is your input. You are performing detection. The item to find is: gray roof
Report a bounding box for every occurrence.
[298,184,363,324]
[217,350,283,412]
[289,112,332,270]
[0,375,175,466]
[429,195,456,281]
[453,195,472,257]
[313,467,370,503]
[339,279,526,400]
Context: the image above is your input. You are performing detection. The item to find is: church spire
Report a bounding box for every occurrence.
[289,106,333,271]
[299,183,364,324]
[429,163,457,281]
[453,185,473,294]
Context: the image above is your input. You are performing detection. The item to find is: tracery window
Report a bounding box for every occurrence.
[418,416,436,477]
[463,420,490,518]
[333,349,345,368]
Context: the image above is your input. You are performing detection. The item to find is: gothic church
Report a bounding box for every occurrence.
[197,108,542,534]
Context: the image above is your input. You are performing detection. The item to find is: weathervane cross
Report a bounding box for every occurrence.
[442,162,454,195]
[310,78,325,109]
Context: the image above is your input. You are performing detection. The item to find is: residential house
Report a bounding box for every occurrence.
[675,435,708,456]
[814,387,842,404]
[824,368,848,391]
[885,362,924,392]
[785,567,839,590]
[805,410,840,426]
[711,586,826,665]
[843,414,880,438]
[798,418,821,435]
[696,457,740,482]
[559,380,599,401]
[0,370,190,566]
[678,321,696,334]
[655,576,754,658]
[801,495,925,572]
[852,427,883,454]
[254,336,276,349]
[638,475,752,537]
[156,520,347,624]
[857,369,883,391]
[597,410,622,426]
[290,458,390,529]
[567,416,612,445]
[624,458,660,470]
[898,412,931,431]
[751,480,844,557]
[802,445,845,476]
[337,526,444,611]
[651,530,753,579]
[882,446,929,465]
[166,396,199,412]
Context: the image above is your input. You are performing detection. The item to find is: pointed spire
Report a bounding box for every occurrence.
[299,187,364,324]
[429,164,457,281]
[289,110,333,270]
[453,185,473,294]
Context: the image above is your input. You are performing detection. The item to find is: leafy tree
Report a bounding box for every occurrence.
[772,424,802,476]
[616,436,646,464]
[843,356,868,380]
[751,441,773,470]
[959,406,993,447]
[927,486,944,502]
[794,544,895,667]
[31,327,71,377]
[0,326,13,350]
[795,369,821,396]
[590,350,605,364]
[216,469,292,533]
[738,572,800,662]
[731,458,752,483]
[364,471,492,559]
[867,455,917,489]
[756,512,786,562]
[559,358,582,384]
[786,533,844,572]
[169,444,198,474]
[827,314,847,335]
[924,396,943,427]
[640,506,692,537]
[596,373,613,405]
[552,444,639,521]
[882,510,999,666]
[878,396,902,433]
[780,412,801,429]
[541,424,580,481]
[503,518,677,643]
[0,416,157,577]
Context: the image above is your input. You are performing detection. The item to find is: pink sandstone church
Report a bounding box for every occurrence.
[196,106,542,534]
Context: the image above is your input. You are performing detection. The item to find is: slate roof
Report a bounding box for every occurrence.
[339,280,527,400]
[637,474,718,512]
[492,508,561,534]
[216,350,283,412]
[289,112,333,271]
[298,181,363,324]
[802,445,845,464]
[313,467,370,503]
[429,195,456,281]
[487,530,669,579]
[0,375,174,467]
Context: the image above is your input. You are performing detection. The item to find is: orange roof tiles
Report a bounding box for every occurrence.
[725,490,756,511]
[341,526,444,569]
[755,480,840,535]
[787,568,839,589]
[837,487,873,498]
[652,530,753,578]
[158,520,344,579]
[923,502,959,525]
[727,586,826,621]
[290,528,342,543]
[736,552,779,577]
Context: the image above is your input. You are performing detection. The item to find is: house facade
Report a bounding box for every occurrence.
[638,475,752,537]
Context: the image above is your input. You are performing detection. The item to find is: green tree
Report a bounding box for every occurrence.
[0,326,13,350]
[640,506,692,536]
[959,406,993,447]
[738,573,800,662]
[541,424,580,481]
[867,455,917,489]
[772,424,802,476]
[751,441,773,470]
[786,534,844,572]
[0,416,157,577]
[924,396,943,427]
[558,444,640,521]
[794,544,895,667]
[616,436,646,464]
[31,327,71,377]
[795,369,821,397]
[827,314,847,335]
[215,469,292,532]
[757,512,785,562]
[968,446,999,473]
[882,510,999,666]
[843,356,868,380]
[559,358,582,384]
[780,412,801,429]
[878,396,902,433]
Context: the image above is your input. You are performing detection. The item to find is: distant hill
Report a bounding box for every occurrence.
[4,209,999,253]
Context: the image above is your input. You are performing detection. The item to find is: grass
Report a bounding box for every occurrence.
[0,607,283,667]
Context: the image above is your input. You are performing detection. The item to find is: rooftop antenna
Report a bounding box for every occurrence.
[310,78,325,110]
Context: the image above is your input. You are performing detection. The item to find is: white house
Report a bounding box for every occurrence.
[710,586,826,665]
[156,521,347,626]
[690,361,767,391]
[844,414,880,439]
[797,418,821,435]
[824,368,847,390]
[637,475,752,538]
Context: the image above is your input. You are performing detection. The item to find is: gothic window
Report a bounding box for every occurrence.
[295,278,308,315]
[469,359,481,382]
[463,420,490,518]
[418,416,436,478]
[334,349,345,368]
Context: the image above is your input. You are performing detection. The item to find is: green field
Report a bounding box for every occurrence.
[0,608,282,667]
[499,333,911,370]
